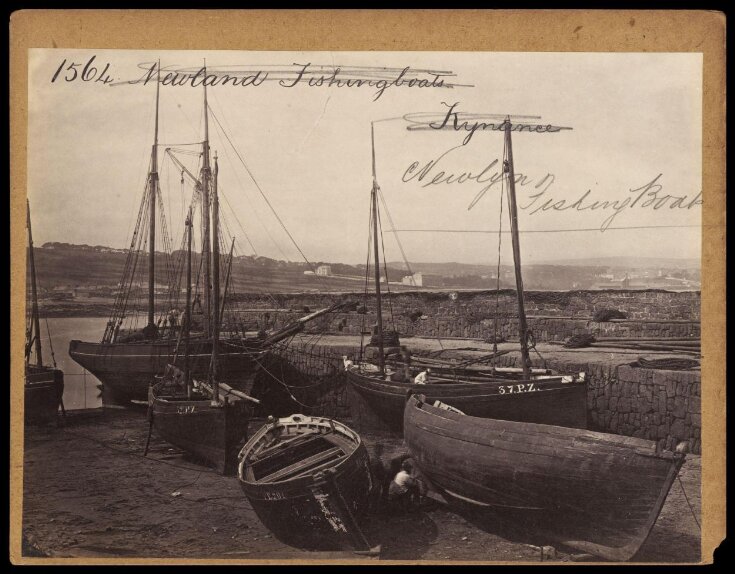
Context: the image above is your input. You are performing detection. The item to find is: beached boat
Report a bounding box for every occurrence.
[147,201,258,475]
[148,369,256,475]
[25,201,65,425]
[404,393,688,561]
[69,65,335,404]
[25,364,65,425]
[347,367,586,434]
[345,123,587,434]
[237,414,379,555]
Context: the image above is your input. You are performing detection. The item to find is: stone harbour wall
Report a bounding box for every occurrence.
[595,365,701,454]
[251,340,360,420]
[473,354,702,455]
[228,289,700,343]
[263,342,702,455]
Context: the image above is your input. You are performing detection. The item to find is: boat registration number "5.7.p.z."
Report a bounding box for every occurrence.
[498,383,537,394]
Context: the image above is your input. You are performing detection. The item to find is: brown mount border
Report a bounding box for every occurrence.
[9,9,726,566]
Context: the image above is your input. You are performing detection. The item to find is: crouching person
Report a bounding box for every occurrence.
[388,459,420,513]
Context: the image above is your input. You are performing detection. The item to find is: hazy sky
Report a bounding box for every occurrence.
[28,49,702,265]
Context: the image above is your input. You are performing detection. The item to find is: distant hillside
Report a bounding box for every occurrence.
[388,261,503,277]
[536,256,700,269]
[32,243,411,294]
[30,243,700,294]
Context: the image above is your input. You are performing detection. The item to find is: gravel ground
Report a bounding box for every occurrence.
[21,407,700,563]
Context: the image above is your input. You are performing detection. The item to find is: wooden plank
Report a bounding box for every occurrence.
[289,455,350,480]
[251,432,325,463]
[259,446,343,483]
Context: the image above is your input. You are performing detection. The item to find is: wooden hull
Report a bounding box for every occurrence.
[70,338,263,403]
[238,415,375,553]
[404,394,687,561]
[149,387,252,475]
[346,368,587,435]
[25,365,64,425]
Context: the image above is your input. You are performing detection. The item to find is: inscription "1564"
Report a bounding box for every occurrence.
[51,56,113,85]
[498,382,537,395]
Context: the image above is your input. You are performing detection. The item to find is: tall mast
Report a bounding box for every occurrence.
[210,154,220,402]
[201,61,212,337]
[370,123,385,376]
[220,237,235,326]
[147,60,161,332]
[503,118,532,381]
[26,200,43,366]
[184,208,193,399]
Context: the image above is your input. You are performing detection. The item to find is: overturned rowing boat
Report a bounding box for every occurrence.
[403,393,688,561]
[237,414,379,555]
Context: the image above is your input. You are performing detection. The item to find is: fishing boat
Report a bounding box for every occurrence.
[345,123,587,434]
[25,200,65,425]
[237,414,380,555]
[404,393,688,561]
[148,371,255,475]
[69,64,335,404]
[147,200,259,475]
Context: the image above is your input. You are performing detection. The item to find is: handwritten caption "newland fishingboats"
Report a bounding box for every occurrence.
[50,57,472,102]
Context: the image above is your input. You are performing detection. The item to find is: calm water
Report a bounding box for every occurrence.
[35,317,108,410]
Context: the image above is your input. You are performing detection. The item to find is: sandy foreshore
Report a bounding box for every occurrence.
[21,407,701,563]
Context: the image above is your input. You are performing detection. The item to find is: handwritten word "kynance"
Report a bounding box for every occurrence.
[122,62,467,101]
[404,102,573,145]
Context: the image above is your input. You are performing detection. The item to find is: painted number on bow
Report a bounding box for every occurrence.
[498,382,536,395]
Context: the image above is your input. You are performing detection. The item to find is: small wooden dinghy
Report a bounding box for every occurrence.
[404,393,688,561]
[237,414,379,555]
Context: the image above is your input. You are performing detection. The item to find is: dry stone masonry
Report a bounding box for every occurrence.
[242,289,700,454]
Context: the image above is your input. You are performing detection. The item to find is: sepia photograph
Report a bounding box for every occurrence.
[11,10,725,565]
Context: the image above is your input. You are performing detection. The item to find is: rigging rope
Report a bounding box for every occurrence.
[377,188,414,282]
[376,199,396,331]
[44,317,57,368]
[218,183,258,257]
[207,104,322,278]
[492,143,507,360]
[360,189,375,361]
[677,475,701,531]
[104,172,150,341]
[252,353,318,409]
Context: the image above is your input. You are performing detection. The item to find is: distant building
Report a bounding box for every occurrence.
[400,272,443,288]
[402,273,421,286]
[303,270,315,276]
[316,265,332,277]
